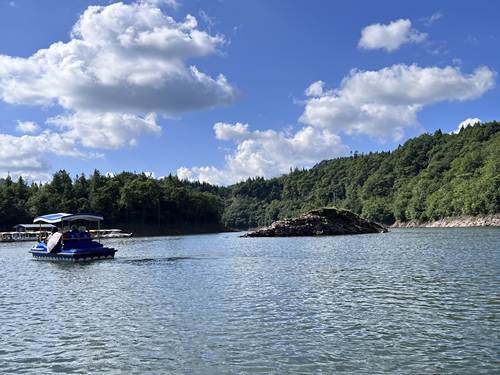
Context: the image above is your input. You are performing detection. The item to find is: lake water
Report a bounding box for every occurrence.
[0,228,499,374]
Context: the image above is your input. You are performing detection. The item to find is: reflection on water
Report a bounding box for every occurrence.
[122,256,197,264]
[0,228,499,374]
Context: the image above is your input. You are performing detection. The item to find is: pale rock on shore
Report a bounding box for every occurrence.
[391,215,500,228]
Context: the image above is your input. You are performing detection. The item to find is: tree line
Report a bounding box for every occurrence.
[0,171,225,231]
[0,121,498,231]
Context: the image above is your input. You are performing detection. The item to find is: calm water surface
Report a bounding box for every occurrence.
[1,228,499,374]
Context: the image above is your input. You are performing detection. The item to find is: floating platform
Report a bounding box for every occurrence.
[29,242,116,262]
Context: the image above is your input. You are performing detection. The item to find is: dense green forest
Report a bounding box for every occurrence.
[0,171,226,231]
[0,122,498,231]
[222,122,499,228]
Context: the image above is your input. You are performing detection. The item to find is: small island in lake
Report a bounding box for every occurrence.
[242,207,387,237]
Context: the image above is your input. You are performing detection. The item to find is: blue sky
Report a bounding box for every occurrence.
[0,0,498,184]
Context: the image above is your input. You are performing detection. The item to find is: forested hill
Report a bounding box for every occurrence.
[221,122,499,228]
[0,122,498,231]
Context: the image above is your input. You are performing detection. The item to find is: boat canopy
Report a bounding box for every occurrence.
[13,223,55,230]
[33,213,104,224]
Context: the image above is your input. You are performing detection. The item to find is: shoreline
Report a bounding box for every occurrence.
[391,215,500,228]
[0,224,237,242]
[117,223,236,238]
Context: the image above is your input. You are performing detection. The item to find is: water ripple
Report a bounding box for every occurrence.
[0,228,498,374]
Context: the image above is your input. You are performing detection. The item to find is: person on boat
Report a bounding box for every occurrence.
[46,228,62,252]
[79,225,90,239]
[69,225,79,240]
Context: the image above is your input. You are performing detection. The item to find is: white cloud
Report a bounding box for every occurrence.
[16,120,39,133]
[358,19,427,52]
[305,80,325,97]
[0,1,236,178]
[47,112,161,149]
[213,122,250,141]
[177,122,348,185]
[141,0,179,9]
[198,10,215,31]
[452,118,482,134]
[0,2,236,113]
[300,64,496,142]
[423,12,442,27]
[0,132,98,181]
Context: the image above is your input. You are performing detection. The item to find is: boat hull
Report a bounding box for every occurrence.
[29,247,116,262]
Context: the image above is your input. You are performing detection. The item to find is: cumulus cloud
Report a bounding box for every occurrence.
[358,19,427,52]
[0,132,98,181]
[300,64,496,141]
[16,121,39,133]
[213,122,250,141]
[0,2,236,113]
[177,122,348,185]
[452,118,482,134]
[47,112,161,149]
[0,1,236,178]
[305,80,325,97]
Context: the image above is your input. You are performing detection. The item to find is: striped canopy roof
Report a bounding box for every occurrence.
[33,213,104,224]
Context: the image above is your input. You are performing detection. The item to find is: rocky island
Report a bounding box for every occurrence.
[242,207,387,237]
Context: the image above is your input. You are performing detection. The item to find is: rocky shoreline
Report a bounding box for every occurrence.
[242,207,387,237]
[391,215,500,228]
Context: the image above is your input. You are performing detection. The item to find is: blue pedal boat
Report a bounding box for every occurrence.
[29,213,117,261]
